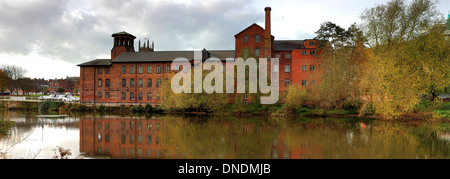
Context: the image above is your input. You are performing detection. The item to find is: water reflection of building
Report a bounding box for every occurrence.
[80,115,185,159]
[270,124,323,159]
[79,115,324,159]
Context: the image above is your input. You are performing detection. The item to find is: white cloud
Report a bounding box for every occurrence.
[0,0,448,79]
[0,52,80,80]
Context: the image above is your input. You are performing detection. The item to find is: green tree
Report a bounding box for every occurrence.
[57,88,64,93]
[161,66,229,112]
[406,24,449,101]
[360,0,442,48]
[360,0,448,118]
[314,22,368,109]
[43,86,48,95]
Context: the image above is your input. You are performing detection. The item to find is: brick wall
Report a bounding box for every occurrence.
[291,40,321,88]
[81,62,175,104]
[235,24,266,59]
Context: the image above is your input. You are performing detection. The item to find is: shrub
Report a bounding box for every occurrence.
[96,104,104,111]
[128,106,135,112]
[75,104,87,111]
[343,97,362,111]
[135,105,144,112]
[285,86,316,109]
[49,101,65,111]
[145,103,152,113]
[39,101,51,111]
[359,101,376,116]
[296,107,310,114]
[39,101,65,111]
[271,105,296,117]
[0,119,15,135]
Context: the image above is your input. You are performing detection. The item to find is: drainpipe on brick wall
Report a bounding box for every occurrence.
[93,67,96,106]
[135,63,137,104]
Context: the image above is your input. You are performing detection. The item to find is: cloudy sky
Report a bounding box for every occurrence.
[0,0,448,80]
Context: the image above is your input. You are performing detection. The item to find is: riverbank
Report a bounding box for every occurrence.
[1,100,448,121]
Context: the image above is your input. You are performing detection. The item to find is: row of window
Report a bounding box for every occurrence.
[97,91,161,101]
[302,65,315,71]
[275,51,315,59]
[96,121,161,131]
[301,80,315,86]
[97,78,164,88]
[98,65,176,75]
[99,64,314,76]
[243,34,260,44]
[98,133,161,145]
[275,53,292,59]
[116,148,185,159]
[241,50,316,59]
[97,76,311,91]
[302,51,315,55]
[272,65,315,72]
[96,79,311,100]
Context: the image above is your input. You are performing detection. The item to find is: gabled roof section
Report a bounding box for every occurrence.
[274,40,305,51]
[112,50,235,63]
[77,59,112,67]
[113,51,195,63]
[209,50,235,59]
[234,23,265,37]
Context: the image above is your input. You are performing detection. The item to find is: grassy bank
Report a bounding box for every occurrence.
[270,105,359,118]
[4,100,448,121]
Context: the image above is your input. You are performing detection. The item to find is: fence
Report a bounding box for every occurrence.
[0,96,43,101]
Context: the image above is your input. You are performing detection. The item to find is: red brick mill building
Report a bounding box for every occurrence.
[78,7,321,106]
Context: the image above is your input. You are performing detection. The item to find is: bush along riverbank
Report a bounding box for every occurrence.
[270,99,449,121]
[4,99,448,121]
[0,118,15,135]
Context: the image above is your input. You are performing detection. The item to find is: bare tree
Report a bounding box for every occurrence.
[360,0,442,47]
[1,65,28,95]
[17,78,36,96]
[0,70,8,94]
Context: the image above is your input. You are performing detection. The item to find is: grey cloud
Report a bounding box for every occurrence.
[0,0,264,64]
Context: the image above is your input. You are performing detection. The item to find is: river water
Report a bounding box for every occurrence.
[0,110,448,159]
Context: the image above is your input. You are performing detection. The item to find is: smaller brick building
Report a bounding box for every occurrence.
[48,76,80,94]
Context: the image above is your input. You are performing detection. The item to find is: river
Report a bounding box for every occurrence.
[0,110,448,159]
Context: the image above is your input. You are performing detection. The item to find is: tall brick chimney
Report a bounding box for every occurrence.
[264,7,272,58]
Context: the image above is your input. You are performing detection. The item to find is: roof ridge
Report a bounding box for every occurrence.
[234,23,264,37]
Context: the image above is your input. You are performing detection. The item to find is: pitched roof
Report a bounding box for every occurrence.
[112,31,136,38]
[273,40,305,51]
[77,59,112,66]
[234,23,264,37]
[209,50,235,60]
[112,50,235,63]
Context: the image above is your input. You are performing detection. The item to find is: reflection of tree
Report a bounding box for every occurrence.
[160,115,278,159]
[285,119,449,159]
[1,110,80,158]
[1,128,36,158]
